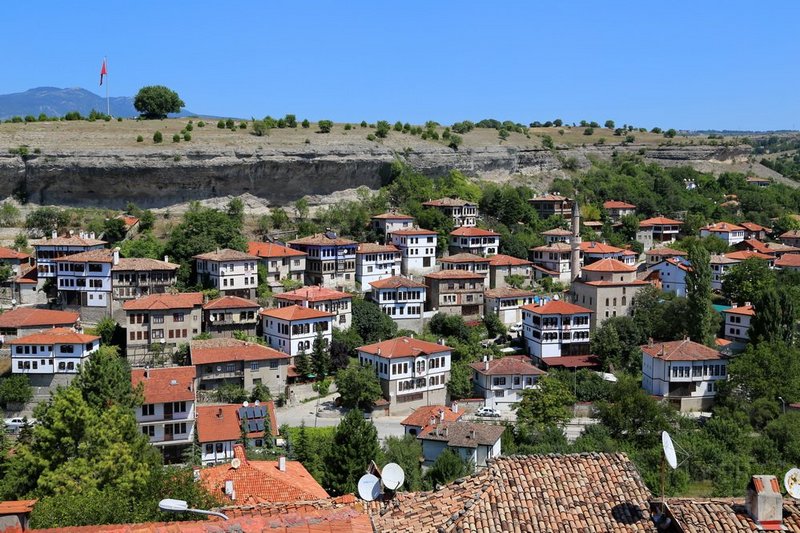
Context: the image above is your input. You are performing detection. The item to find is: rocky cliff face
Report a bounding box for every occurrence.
[0,143,751,209]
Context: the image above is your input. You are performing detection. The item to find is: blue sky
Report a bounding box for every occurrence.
[4,1,799,130]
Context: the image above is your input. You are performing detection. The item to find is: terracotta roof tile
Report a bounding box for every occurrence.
[710,254,739,265]
[358,336,450,358]
[56,249,114,263]
[725,250,774,261]
[702,222,746,232]
[371,212,414,220]
[439,253,489,264]
[369,276,426,289]
[582,258,637,272]
[131,367,195,404]
[389,227,438,236]
[740,221,768,232]
[356,243,400,254]
[247,241,307,258]
[641,339,723,361]
[8,327,98,346]
[116,214,139,229]
[521,300,592,315]
[0,247,30,260]
[470,355,545,376]
[288,233,358,246]
[724,304,755,316]
[400,405,463,428]
[541,228,573,236]
[531,242,573,252]
[418,420,504,448]
[777,253,800,268]
[665,498,800,532]
[487,253,532,266]
[449,227,499,237]
[530,194,571,201]
[483,287,536,299]
[33,235,106,247]
[603,200,637,209]
[781,230,800,239]
[0,499,36,514]
[197,404,251,443]
[581,241,625,254]
[738,239,772,254]
[424,269,484,280]
[193,248,259,261]
[0,308,79,329]
[422,197,476,207]
[543,354,602,368]
[202,295,259,310]
[122,292,204,311]
[639,216,683,227]
[112,258,179,271]
[259,304,334,321]
[276,286,352,303]
[645,247,687,256]
[191,338,289,365]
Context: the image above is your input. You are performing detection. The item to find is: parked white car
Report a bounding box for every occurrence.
[3,417,35,431]
[476,407,501,418]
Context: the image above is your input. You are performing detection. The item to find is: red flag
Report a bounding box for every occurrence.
[99,59,107,86]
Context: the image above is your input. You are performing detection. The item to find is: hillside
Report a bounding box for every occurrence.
[0,118,775,210]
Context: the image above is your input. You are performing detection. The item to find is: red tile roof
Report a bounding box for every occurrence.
[541,228,573,238]
[645,247,687,256]
[483,287,536,299]
[777,253,800,268]
[725,250,774,261]
[738,239,772,254]
[740,221,768,232]
[542,354,601,368]
[112,258,179,271]
[581,258,637,273]
[56,249,114,263]
[191,338,289,365]
[371,212,414,220]
[288,233,358,246]
[422,197,476,207]
[487,253,532,266]
[358,336,450,358]
[0,308,79,329]
[116,214,139,229]
[369,276,426,289]
[639,216,683,227]
[356,243,400,254]
[196,404,246,443]
[531,242,572,252]
[0,247,30,260]
[13,265,37,285]
[603,200,636,209]
[583,279,651,287]
[470,355,545,376]
[400,405,463,428]
[8,327,98,346]
[131,367,195,404]
[389,227,438,236]
[247,241,307,258]
[521,300,592,315]
[449,227,499,237]
[641,339,723,361]
[702,222,745,232]
[530,194,571,202]
[0,499,36,514]
[202,295,259,310]
[581,241,625,254]
[439,253,489,264]
[780,230,800,239]
[665,498,800,533]
[418,420,505,448]
[33,235,106,247]
[424,269,484,280]
[715,338,733,347]
[193,248,259,261]
[201,444,329,504]
[276,286,352,304]
[724,304,755,316]
[260,304,333,321]
[123,292,204,311]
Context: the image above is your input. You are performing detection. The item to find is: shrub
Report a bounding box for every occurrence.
[253,121,270,136]
[360,120,368,128]
[664,128,677,138]
[24,115,35,123]
[277,118,286,128]
[64,111,83,121]
[542,135,554,149]
[37,113,48,122]
[183,133,191,141]
[197,120,206,127]
[625,134,636,143]
[344,123,352,131]
[448,134,462,150]
[375,120,391,138]
[239,122,247,129]
[217,119,225,128]
[117,117,122,122]
[498,128,510,141]
[33,148,40,154]
[153,131,163,143]
[318,120,333,133]
[136,135,143,142]
[393,121,403,132]
[185,123,193,131]
[172,134,180,143]
[225,118,235,130]
[651,127,662,134]
[285,114,297,128]
[583,127,594,136]
[302,119,310,128]
[366,133,376,141]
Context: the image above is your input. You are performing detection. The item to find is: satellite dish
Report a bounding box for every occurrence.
[254,400,260,406]
[242,401,249,407]
[662,431,678,469]
[357,473,381,501]
[382,463,405,491]
[784,468,800,499]
[230,458,241,469]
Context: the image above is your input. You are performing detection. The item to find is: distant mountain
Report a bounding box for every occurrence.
[0,87,198,120]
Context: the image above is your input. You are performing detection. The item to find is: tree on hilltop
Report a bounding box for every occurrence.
[133,86,185,119]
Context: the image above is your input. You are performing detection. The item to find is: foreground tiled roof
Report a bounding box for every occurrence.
[422,197,476,207]
[581,258,637,273]
[639,216,683,227]
[641,339,723,361]
[288,233,358,246]
[368,453,655,532]
[123,292,204,311]
[193,248,259,261]
[247,241,307,258]
[8,327,98,346]
[276,285,352,303]
[112,257,179,271]
[369,275,427,289]
[400,405,463,428]
[418,421,504,448]
[201,444,329,504]
[484,287,536,299]
[202,295,259,310]
[450,227,500,237]
[196,404,247,443]
[260,304,334,321]
[470,355,545,376]
[131,366,195,404]
[191,338,289,365]
[359,336,450,358]
[487,253,532,266]
[521,300,592,315]
[665,498,800,532]
[0,308,79,329]
[603,200,637,209]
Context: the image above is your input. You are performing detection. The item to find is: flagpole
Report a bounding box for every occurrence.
[105,57,110,117]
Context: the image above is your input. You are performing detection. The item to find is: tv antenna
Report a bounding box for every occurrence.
[381,463,405,491]
[357,473,381,502]
[785,468,800,499]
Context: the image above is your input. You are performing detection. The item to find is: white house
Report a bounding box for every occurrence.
[10,328,100,385]
[422,198,478,227]
[439,253,491,286]
[580,241,628,266]
[260,305,333,362]
[33,231,106,279]
[368,276,427,332]
[700,222,746,246]
[247,241,307,291]
[448,227,500,257]
[0,308,80,342]
[194,249,260,300]
[603,200,636,222]
[389,228,438,276]
[710,254,738,291]
[400,405,463,437]
[641,339,728,412]
[131,366,196,461]
[650,258,691,297]
[540,228,572,245]
[355,243,401,293]
[645,247,687,268]
[469,356,545,411]
[370,212,415,236]
[274,285,352,330]
[483,287,536,327]
[357,336,451,414]
[722,303,754,346]
[530,243,573,283]
[417,421,504,469]
[55,248,116,310]
[288,233,358,290]
[521,300,592,364]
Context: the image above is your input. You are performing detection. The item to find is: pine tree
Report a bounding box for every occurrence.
[324,409,379,495]
[685,243,717,346]
[294,421,309,463]
[750,288,797,345]
[311,331,331,377]
[295,349,311,377]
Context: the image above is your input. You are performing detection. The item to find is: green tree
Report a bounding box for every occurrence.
[249,383,271,402]
[0,202,20,227]
[749,288,796,345]
[352,298,398,344]
[380,435,423,491]
[94,317,120,347]
[335,363,382,410]
[325,409,379,495]
[153,131,163,143]
[0,375,33,408]
[71,345,142,410]
[604,120,615,129]
[311,331,331,377]
[424,449,471,489]
[483,312,506,338]
[102,217,127,244]
[446,360,474,400]
[318,120,333,133]
[596,374,675,447]
[724,341,800,404]
[295,349,312,377]
[133,85,185,119]
[590,316,645,373]
[25,207,70,238]
[270,207,290,229]
[294,198,309,219]
[119,232,164,260]
[375,120,391,138]
[428,312,470,342]
[685,243,717,346]
[294,421,310,463]
[515,375,575,433]
[721,258,776,305]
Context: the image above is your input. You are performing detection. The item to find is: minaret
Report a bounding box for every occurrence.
[570,194,581,282]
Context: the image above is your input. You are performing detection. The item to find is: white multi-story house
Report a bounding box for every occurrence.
[530,243,573,283]
[358,336,451,414]
[33,231,106,279]
[111,257,179,308]
[722,303,754,346]
[710,254,738,291]
[275,285,352,330]
[602,200,636,222]
[202,296,260,338]
[422,198,478,227]
[650,258,691,297]
[448,227,500,257]
[645,247,687,268]
[55,248,116,311]
[417,421,504,469]
[470,356,545,411]
[10,328,100,387]
[580,241,627,266]
[247,241,307,292]
[131,366,196,461]
[260,305,333,362]
[638,216,683,245]
[641,338,728,412]
[368,276,427,332]
[484,288,536,327]
[439,253,490,286]
[700,222,746,246]
[488,254,533,290]
[389,228,438,276]
[288,233,358,290]
[521,300,592,364]
[194,249,260,300]
[0,308,80,342]
[541,228,572,245]
[355,243,401,292]
[370,212,415,237]
[196,402,277,465]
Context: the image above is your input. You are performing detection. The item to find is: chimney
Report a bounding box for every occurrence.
[429,416,436,427]
[452,402,458,413]
[224,480,235,500]
[483,355,489,371]
[278,456,286,472]
[745,475,783,530]
[164,255,169,263]
[439,409,445,423]
[470,429,476,439]
[745,301,751,307]
[51,230,57,239]
[217,408,223,418]
[113,247,120,266]
[648,337,654,347]
[143,370,149,379]
[89,232,95,240]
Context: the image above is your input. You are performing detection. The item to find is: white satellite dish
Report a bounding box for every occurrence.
[242,401,249,407]
[358,473,381,501]
[254,400,260,406]
[230,458,241,469]
[662,431,678,469]
[381,463,405,491]
[784,468,800,499]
